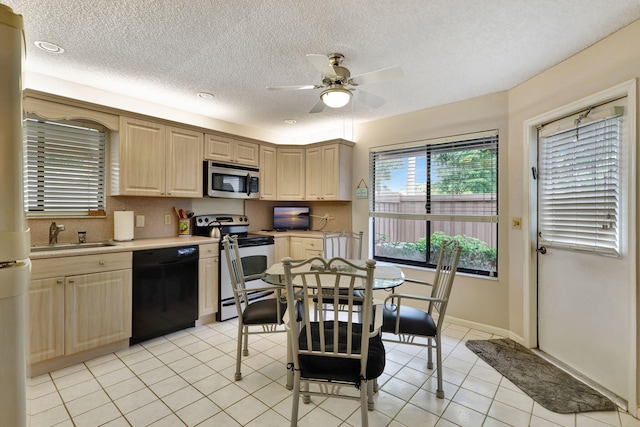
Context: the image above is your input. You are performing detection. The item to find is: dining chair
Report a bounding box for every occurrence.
[222,235,288,381]
[380,239,461,398]
[322,230,364,259]
[315,230,364,320]
[282,256,385,427]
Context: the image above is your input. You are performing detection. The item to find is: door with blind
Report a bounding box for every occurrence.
[536,97,630,400]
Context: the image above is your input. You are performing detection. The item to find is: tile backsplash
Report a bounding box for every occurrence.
[28,197,354,246]
[28,197,193,246]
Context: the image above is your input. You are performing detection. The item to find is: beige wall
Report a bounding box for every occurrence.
[352,92,511,332]
[507,19,640,343]
[349,19,640,343]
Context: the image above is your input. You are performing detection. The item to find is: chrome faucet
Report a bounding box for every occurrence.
[49,221,65,244]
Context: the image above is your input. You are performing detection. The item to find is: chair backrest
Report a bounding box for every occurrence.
[282,256,376,383]
[429,239,462,320]
[322,230,364,260]
[222,235,248,314]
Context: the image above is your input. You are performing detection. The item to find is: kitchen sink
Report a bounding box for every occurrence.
[31,242,119,253]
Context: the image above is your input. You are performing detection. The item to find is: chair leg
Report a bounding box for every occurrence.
[302,382,310,404]
[235,322,243,381]
[290,372,301,427]
[435,335,444,399]
[242,325,249,356]
[360,381,369,427]
[367,380,375,411]
[427,337,434,369]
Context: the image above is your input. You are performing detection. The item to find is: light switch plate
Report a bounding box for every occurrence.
[164,214,172,225]
[136,215,145,227]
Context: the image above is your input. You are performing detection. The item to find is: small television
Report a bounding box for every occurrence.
[273,206,310,231]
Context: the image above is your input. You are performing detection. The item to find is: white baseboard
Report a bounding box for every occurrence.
[444,315,514,342]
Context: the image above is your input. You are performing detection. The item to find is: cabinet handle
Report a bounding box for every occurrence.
[99,260,105,265]
[68,279,75,284]
[56,279,63,285]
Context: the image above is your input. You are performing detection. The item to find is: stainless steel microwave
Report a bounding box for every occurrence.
[204,161,260,199]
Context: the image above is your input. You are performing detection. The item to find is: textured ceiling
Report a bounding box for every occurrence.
[5,0,640,142]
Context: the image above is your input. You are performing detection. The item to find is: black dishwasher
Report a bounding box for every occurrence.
[131,246,199,344]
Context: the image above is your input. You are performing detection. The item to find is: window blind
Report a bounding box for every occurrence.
[23,116,107,215]
[538,113,620,254]
[370,131,498,222]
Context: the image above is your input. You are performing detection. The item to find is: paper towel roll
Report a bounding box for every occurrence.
[114,211,134,241]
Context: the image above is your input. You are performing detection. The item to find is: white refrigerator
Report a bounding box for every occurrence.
[0,4,30,426]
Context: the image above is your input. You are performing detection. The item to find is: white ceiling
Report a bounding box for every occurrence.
[6,0,640,143]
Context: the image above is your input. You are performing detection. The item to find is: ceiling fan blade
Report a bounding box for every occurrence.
[306,54,337,79]
[309,98,325,114]
[354,90,386,109]
[350,65,403,86]
[266,84,318,91]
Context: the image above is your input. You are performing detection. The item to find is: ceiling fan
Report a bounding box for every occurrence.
[267,53,403,113]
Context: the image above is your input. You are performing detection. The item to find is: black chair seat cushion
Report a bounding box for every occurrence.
[243,298,303,324]
[381,305,437,337]
[243,298,286,325]
[313,289,364,306]
[297,321,385,384]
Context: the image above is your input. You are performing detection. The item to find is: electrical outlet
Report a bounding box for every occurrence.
[164,214,172,225]
[136,215,145,227]
[512,217,522,229]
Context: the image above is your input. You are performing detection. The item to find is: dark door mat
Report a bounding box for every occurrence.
[465,338,616,414]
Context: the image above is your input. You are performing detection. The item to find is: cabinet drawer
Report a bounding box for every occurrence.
[199,243,219,258]
[31,252,132,279]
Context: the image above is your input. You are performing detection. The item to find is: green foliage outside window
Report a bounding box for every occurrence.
[376,231,496,272]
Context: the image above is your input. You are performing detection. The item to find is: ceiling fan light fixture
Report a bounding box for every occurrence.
[320,87,352,108]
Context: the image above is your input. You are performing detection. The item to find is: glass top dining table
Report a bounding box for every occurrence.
[261,258,405,290]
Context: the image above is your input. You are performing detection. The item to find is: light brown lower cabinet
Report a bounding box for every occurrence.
[288,237,323,259]
[29,252,132,366]
[198,243,219,318]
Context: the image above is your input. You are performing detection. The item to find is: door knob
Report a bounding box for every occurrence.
[536,246,547,254]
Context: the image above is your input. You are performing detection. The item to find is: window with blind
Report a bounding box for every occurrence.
[537,103,622,255]
[23,115,107,216]
[370,131,498,276]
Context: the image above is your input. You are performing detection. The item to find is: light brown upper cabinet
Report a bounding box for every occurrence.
[114,117,203,197]
[276,147,306,200]
[204,134,259,167]
[305,140,353,200]
[259,145,277,200]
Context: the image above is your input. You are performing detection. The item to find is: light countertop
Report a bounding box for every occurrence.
[30,236,219,259]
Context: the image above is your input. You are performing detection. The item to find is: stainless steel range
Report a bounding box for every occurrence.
[193,214,275,321]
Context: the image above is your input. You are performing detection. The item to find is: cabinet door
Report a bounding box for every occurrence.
[65,269,132,355]
[305,147,322,200]
[234,141,259,167]
[277,148,305,200]
[119,117,166,196]
[319,144,340,200]
[166,126,204,198]
[29,277,65,364]
[289,238,305,260]
[290,237,323,258]
[260,145,277,200]
[274,237,290,262]
[204,134,234,163]
[199,253,219,317]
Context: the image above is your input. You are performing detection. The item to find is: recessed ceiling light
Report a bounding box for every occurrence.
[283,119,297,124]
[197,92,214,99]
[34,41,64,53]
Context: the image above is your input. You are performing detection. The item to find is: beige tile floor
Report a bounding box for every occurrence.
[27,320,640,427]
